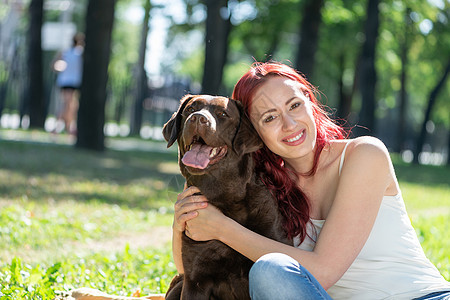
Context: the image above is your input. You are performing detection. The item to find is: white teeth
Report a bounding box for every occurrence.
[286,131,304,142]
[210,147,217,157]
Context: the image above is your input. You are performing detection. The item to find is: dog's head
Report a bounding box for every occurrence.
[163,94,263,176]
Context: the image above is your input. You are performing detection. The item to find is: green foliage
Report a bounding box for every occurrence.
[315,0,366,105]
[106,1,142,123]
[0,257,62,299]
[174,44,205,84]
[166,0,450,136]
[375,0,450,129]
[0,249,176,299]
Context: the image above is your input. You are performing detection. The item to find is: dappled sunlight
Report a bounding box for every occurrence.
[0,198,173,265]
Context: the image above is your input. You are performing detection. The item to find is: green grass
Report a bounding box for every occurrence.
[0,134,449,299]
[0,135,182,298]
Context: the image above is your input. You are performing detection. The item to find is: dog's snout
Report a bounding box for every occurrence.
[189,112,210,126]
[186,110,217,131]
[191,114,208,124]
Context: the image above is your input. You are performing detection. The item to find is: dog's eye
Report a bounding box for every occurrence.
[186,107,195,114]
[217,111,228,118]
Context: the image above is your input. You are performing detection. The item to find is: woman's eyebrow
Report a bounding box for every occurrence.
[285,97,297,106]
[258,97,297,120]
[258,108,277,120]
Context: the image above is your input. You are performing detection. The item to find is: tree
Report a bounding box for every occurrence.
[27,0,45,128]
[130,0,151,136]
[394,7,413,153]
[232,0,298,62]
[295,0,324,79]
[201,0,231,95]
[413,59,450,164]
[76,0,116,151]
[337,54,359,121]
[354,0,380,137]
[316,0,366,122]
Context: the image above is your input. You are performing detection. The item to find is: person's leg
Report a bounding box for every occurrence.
[67,90,79,134]
[249,253,332,300]
[61,89,74,132]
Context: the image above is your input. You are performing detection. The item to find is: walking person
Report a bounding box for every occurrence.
[53,32,84,135]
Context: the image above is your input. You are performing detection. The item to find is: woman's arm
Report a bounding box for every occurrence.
[308,137,396,288]
[172,226,184,274]
[171,185,208,274]
[186,137,395,290]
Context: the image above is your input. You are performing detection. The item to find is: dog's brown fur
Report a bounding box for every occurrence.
[162,95,291,300]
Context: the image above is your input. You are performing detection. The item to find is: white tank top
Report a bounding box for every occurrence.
[293,142,450,299]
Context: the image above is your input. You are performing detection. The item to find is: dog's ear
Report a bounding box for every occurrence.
[162,94,193,148]
[232,100,263,156]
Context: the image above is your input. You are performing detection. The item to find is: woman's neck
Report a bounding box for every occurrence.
[284,145,324,175]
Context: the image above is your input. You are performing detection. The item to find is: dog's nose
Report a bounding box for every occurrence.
[190,113,209,126]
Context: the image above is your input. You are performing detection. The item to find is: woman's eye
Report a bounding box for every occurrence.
[263,115,275,123]
[290,102,301,110]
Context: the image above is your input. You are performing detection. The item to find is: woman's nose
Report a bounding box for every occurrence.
[282,114,296,131]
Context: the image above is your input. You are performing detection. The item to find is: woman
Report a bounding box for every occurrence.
[53,33,84,135]
[172,62,450,299]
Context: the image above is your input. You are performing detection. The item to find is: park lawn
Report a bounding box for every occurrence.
[0,136,449,299]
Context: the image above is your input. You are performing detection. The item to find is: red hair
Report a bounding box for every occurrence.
[232,62,346,242]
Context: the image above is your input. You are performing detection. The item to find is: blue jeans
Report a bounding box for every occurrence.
[249,253,332,300]
[249,253,450,300]
[414,291,450,300]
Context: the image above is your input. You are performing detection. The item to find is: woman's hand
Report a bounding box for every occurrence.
[185,203,227,242]
[173,185,208,234]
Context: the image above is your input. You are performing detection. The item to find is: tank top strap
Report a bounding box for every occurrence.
[339,142,350,176]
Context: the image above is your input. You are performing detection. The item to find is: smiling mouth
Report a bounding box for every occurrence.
[182,136,227,169]
[284,130,305,143]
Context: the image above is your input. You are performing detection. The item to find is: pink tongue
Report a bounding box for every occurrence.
[182,143,213,169]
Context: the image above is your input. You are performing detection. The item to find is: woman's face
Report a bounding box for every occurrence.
[249,76,317,163]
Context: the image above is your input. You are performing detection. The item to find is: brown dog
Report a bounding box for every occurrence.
[162,95,291,300]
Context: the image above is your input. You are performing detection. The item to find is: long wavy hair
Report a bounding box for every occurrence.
[232,62,346,242]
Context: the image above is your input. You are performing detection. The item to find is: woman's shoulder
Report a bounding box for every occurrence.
[340,136,391,168]
[345,136,388,153]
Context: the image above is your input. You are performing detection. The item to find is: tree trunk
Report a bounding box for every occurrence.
[130,0,151,136]
[395,8,412,153]
[337,53,360,126]
[201,0,231,95]
[27,0,45,129]
[76,0,116,151]
[294,0,324,79]
[354,0,380,137]
[337,54,351,120]
[413,59,450,164]
[115,79,130,125]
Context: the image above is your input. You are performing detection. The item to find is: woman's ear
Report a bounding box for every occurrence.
[232,100,263,156]
[162,94,193,148]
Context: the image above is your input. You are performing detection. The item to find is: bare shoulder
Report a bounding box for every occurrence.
[347,136,389,156]
[343,136,391,171]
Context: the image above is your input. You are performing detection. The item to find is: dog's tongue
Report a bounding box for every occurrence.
[182,143,212,169]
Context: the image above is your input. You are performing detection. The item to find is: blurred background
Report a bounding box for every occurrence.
[0,0,449,163]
